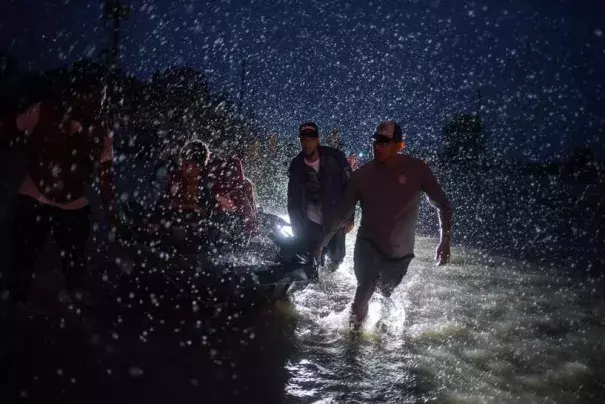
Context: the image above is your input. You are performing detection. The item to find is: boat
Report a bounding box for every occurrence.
[98,154,317,309]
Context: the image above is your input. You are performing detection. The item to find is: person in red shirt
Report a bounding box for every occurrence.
[157,140,215,214]
[0,76,116,308]
[155,140,259,244]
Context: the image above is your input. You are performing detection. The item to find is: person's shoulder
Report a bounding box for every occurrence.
[288,152,304,171]
[399,154,429,169]
[321,145,346,159]
[211,155,233,171]
[401,155,439,180]
[321,146,350,166]
[398,153,421,163]
[289,151,304,163]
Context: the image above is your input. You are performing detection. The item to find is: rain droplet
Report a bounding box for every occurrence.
[129,366,144,377]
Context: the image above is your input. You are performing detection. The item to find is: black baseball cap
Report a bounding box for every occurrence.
[299,121,319,138]
[371,121,403,143]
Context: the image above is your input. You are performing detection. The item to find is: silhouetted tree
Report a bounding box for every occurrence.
[441,114,486,167]
[566,146,598,183]
[1,58,264,175]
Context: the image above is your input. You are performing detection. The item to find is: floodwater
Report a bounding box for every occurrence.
[287,236,605,403]
[1,231,604,404]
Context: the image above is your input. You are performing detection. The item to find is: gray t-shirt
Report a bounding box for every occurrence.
[321,154,451,258]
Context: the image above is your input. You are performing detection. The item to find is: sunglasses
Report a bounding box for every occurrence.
[372,138,393,147]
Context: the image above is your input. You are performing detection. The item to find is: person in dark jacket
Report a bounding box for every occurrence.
[287,122,354,271]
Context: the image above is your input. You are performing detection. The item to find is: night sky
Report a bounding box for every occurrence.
[1,0,604,161]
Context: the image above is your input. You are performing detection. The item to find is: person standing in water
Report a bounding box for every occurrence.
[287,122,354,271]
[314,121,452,325]
[0,75,116,309]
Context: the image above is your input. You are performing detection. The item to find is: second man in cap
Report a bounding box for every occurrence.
[287,122,354,271]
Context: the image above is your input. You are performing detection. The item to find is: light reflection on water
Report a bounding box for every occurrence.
[5,222,604,403]
[283,234,605,403]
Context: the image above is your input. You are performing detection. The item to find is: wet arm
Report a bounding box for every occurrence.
[421,162,452,242]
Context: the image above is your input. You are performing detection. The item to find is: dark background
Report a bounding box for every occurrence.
[1,0,604,161]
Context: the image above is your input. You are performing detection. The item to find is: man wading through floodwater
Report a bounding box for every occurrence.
[314,121,452,327]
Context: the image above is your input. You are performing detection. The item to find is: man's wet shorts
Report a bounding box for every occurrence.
[353,237,414,298]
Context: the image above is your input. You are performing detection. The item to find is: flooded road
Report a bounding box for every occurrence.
[287,236,605,403]
[2,233,604,403]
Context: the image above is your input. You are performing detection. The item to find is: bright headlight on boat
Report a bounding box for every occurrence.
[279,225,294,238]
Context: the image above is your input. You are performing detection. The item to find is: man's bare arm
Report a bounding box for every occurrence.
[420,161,452,242]
[420,161,452,265]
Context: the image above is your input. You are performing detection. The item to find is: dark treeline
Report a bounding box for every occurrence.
[1,52,604,276]
[0,54,263,162]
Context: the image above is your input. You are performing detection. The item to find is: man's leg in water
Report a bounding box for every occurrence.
[299,220,323,260]
[296,220,323,280]
[326,228,345,271]
[376,255,414,299]
[53,206,91,300]
[351,281,377,326]
[2,196,52,305]
[350,238,380,325]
